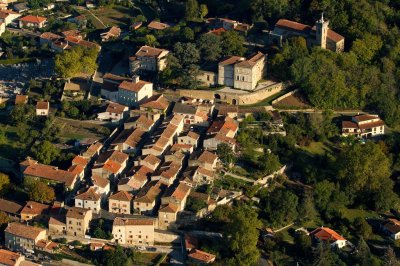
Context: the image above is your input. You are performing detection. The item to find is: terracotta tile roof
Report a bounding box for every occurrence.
[91,174,109,188]
[170,183,191,201]
[21,201,49,216]
[184,233,198,250]
[40,32,61,40]
[36,101,49,110]
[275,19,311,33]
[234,23,252,32]
[106,26,121,37]
[102,160,122,174]
[0,249,23,266]
[49,216,66,226]
[68,164,85,175]
[77,39,100,50]
[171,143,193,152]
[62,29,81,38]
[358,120,385,130]
[188,249,216,263]
[103,73,130,82]
[187,131,200,140]
[119,80,151,93]
[75,187,101,201]
[159,203,179,213]
[19,15,47,24]
[15,95,28,105]
[0,199,22,215]
[109,190,133,202]
[97,150,129,165]
[135,46,169,58]
[136,115,154,129]
[353,114,380,122]
[198,150,218,165]
[142,154,161,167]
[197,166,214,177]
[206,27,227,36]
[113,217,154,226]
[72,155,88,166]
[140,94,169,110]
[327,29,344,42]
[105,102,127,115]
[342,121,358,129]
[126,173,148,190]
[310,227,345,241]
[147,21,171,30]
[23,163,77,188]
[136,165,153,176]
[135,181,164,203]
[382,219,400,234]
[5,222,46,240]
[219,56,244,66]
[66,207,90,219]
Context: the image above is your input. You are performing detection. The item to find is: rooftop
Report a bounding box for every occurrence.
[5,222,46,240]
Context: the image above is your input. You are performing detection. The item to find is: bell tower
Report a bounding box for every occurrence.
[315,13,329,49]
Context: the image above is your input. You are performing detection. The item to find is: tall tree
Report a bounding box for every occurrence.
[383,246,400,266]
[25,179,55,203]
[0,173,10,195]
[31,140,60,165]
[217,143,236,168]
[197,34,222,61]
[185,0,200,21]
[220,31,245,56]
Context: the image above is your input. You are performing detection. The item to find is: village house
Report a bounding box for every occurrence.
[92,150,129,180]
[20,201,49,222]
[129,46,170,74]
[158,203,179,230]
[341,114,385,138]
[169,143,194,155]
[119,165,153,192]
[110,128,146,154]
[134,181,165,214]
[206,17,252,34]
[66,207,92,238]
[48,216,66,236]
[152,161,182,186]
[97,102,128,122]
[19,15,46,28]
[124,114,155,131]
[21,159,79,190]
[181,166,215,187]
[101,73,130,102]
[0,249,26,266]
[81,142,103,161]
[269,14,345,53]
[188,249,216,264]
[100,26,121,42]
[139,94,170,115]
[204,117,239,150]
[5,223,47,253]
[381,219,400,240]
[108,191,133,215]
[91,174,110,199]
[117,76,153,107]
[0,199,22,220]
[310,227,347,249]
[177,131,200,149]
[0,9,20,25]
[190,150,219,171]
[172,103,209,126]
[112,217,155,246]
[74,187,101,213]
[13,2,29,13]
[139,154,161,171]
[67,14,87,29]
[39,32,62,46]
[35,101,49,116]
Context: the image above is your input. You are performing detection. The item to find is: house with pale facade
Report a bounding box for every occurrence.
[204,117,238,150]
[5,223,47,253]
[341,114,385,138]
[0,9,21,26]
[81,142,103,161]
[129,46,169,74]
[177,131,200,149]
[66,207,92,238]
[20,201,49,222]
[36,101,49,116]
[189,150,219,171]
[111,128,146,154]
[309,227,347,249]
[19,15,46,28]
[112,217,155,246]
[109,191,133,215]
[101,73,130,102]
[140,94,170,115]
[74,187,101,213]
[134,181,165,214]
[97,102,128,122]
[0,249,26,266]
[91,174,110,199]
[117,76,153,107]
[172,103,209,126]
[92,150,129,180]
[381,219,400,240]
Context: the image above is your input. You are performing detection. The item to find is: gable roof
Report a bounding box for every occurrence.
[0,199,23,215]
[66,207,90,219]
[113,217,154,226]
[5,223,46,240]
[21,201,49,216]
[36,101,49,110]
[19,15,46,24]
[105,102,127,114]
[173,103,197,115]
[147,20,171,30]
[135,46,169,58]
[23,163,77,188]
[140,94,169,110]
[310,227,345,242]
[119,80,151,93]
[91,174,109,188]
[75,187,101,201]
[15,95,28,105]
[0,249,23,266]
[109,190,133,201]
[135,181,164,203]
[188,249,216,263]
[159,202,179,213]
[198,150,218,165]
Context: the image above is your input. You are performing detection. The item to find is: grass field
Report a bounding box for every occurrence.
[91,6,136,27]
[53,117,109,142]
[0,124,26,159]
[299,142,333,156]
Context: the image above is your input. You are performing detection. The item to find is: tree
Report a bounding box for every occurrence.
[314,180,335,210]
[25,179,55,203]
[261,188,298,226]
[217,143,236,168]
[353,217,372,240]
[199,4,208,20]
[259,152,281,175]
[173,42,200,68]
[10,105,35,126]
[221,30,245,56]
[294,233,312,259]
[0,173,10,195]
[145,34,158,47]
[55,46,98,78]
[185,0,200,21]
[298,193,317,222]
[104,246,128,266]
[180,27,194,42]
[356,237,372,266]
[383,246,400,266]
[225,205,261,266]
[31,140,60,165]
[197,34,222,61]
[0,211,9,228]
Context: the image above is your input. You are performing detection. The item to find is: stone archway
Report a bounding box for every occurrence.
[232,99,237,105]
[214,93,221,100]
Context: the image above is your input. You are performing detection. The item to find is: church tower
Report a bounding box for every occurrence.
[315,13,329,49]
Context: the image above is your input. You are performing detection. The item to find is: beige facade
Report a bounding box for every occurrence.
[112,217,155,246]
[66,207,92,238]
[158,204,178,230]
[108,191,133,214]
[341,114,385,138]
[129,46,169,74]
[5,223,47,253]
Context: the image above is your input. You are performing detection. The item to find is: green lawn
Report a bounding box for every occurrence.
[0,58,34,65]
[53,117,110,142]
[0,124,26,159]
[299,142,332,156]
[91,6,137,27]
[339,208,380,222]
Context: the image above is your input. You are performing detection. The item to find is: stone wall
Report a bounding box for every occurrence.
[154,229,180,243]
[179,81,285,105]
[271,89,299,105]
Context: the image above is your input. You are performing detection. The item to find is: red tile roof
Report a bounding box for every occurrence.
[135,46,169,58]
[188,249,216,263]
[21,201,49,216]
[91,174,109,188]
[5,222,46,240]
[75,187,101,201]
[113,217,154,226]
[0,249,23,266]
[275,19,311,33]
[36,101,49,110]
[310,227,345,241]
[15,95,28,105]
[23,163,77,188]
[140,94,169,110]
[72,155,88,166]
[20,15,47,24]
[0,199,23,215]
[198,150,218,165]
[109,190,133,201]
[119,80,151,93]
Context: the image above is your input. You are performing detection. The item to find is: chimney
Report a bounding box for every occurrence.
[132,75,140,83]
